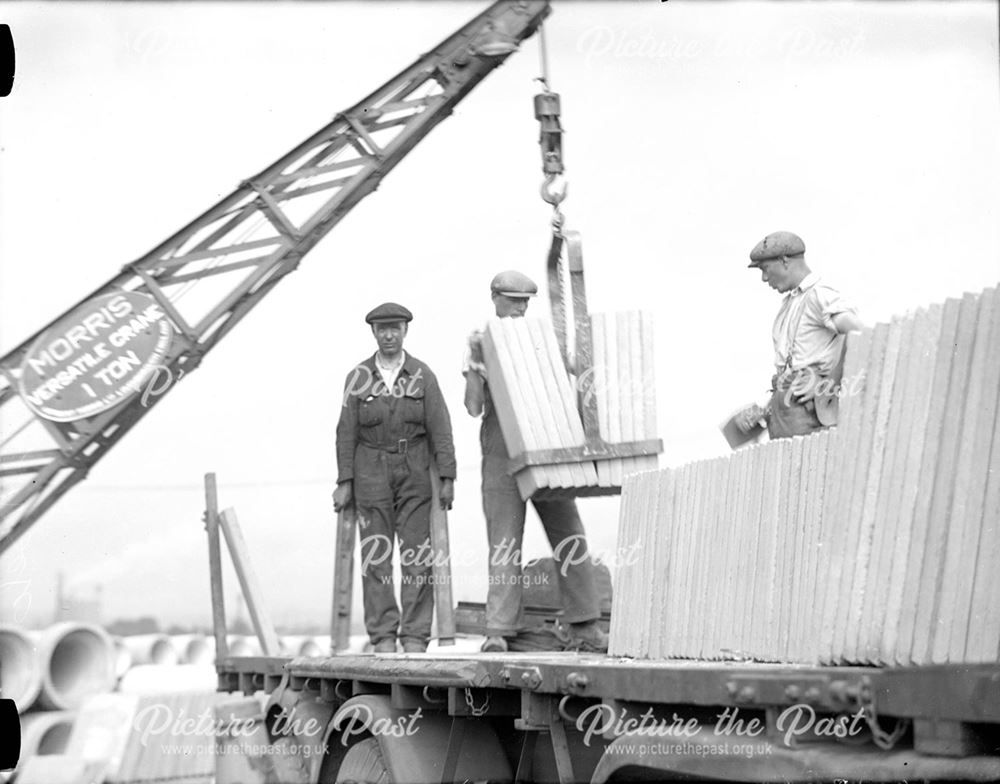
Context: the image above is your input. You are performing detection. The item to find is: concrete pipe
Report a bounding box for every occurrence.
[226,635,261,657]
[121,633,179,666]
[19,710,75,764]
[112,637,133,679]
[280,635,322,657]
[36,623,117,710]
[170,634,213,665]
[0,625,42,712]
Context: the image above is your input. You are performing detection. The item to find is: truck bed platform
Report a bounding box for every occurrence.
[217,651,1000,726]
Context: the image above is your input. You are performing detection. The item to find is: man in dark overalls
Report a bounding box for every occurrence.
[333,303,456,653]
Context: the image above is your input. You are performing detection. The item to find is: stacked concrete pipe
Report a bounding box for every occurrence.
[281,635,323,657]
[36,622,117,710]
[120,633,179,666]
[111,637,133,679]
[169,633,214,665]
[19,710,75,766]
[0,624,42,711]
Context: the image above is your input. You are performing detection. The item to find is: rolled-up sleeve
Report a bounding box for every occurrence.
[422,367,457,480]
[814,284,857,332]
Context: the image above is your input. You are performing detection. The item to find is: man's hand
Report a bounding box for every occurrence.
[789,370,818,404]
[332,481,353,512]
[438,478,454,511]
[467,331,484,364]
[735,403,766,433]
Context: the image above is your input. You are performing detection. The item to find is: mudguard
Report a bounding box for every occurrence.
[325,694,512,784]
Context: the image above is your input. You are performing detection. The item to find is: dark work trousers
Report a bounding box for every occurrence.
[354,443,433,646]
[482,454,600,636]
[768,381,825,439]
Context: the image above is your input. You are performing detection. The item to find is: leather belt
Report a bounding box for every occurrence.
[361,436,424,455]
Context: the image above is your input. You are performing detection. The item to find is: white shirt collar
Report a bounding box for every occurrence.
[788,271,820,297]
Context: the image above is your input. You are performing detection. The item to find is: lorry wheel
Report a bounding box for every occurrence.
[335,738,391,784]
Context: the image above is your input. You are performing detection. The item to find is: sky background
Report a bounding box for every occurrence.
[0,1,998,632]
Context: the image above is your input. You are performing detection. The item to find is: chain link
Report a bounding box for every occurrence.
[857,685,909,750]
[464,687,490,717]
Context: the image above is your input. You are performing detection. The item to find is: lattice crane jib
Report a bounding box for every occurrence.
[0,1,551,554]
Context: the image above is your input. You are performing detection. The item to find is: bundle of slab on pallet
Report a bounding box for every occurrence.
[611,285,1000,666]
[480,312,658,500]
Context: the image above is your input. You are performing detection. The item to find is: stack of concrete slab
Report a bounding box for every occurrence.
[480,314,658,500]
[610,286,1000,666]
[591,312,660,487]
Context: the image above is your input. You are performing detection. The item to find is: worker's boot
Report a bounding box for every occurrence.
[481,636,509,652]
[567,621,608,652]
[401,638,427,653]
[373,638,397,653]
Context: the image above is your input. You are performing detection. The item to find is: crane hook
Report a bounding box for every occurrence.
[540,173,567,206]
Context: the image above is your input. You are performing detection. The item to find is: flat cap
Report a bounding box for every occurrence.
[365,302,413,324]
[748,231,806,267]
[490,270,538,298]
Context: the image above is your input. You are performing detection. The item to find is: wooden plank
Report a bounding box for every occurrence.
[846,316,903,662]
[863,313,918,663]
[219,508,281,656]
[332,507,356,652]
[964,287,1000,662]
[204,473,228,661]
[817,328,872,663]
[895,298,961,664]
[911,293,979,664]
[483,319,541,497]
[880,305,943,663]
[941,288,998,662]
[429,469,454,645]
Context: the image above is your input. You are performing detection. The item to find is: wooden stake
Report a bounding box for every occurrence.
[219,508,281,656]
[429,468,455,645]
[204,473,228,662]
[331,506,356,652]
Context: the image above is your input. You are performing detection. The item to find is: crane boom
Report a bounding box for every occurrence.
[0,0,550,554]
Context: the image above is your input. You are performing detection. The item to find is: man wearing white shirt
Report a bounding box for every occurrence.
[738,231,864,439]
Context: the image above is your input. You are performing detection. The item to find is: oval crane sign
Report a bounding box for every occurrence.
[18,292,174,422]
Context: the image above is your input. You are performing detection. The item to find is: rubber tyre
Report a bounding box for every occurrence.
[335,738,391,784]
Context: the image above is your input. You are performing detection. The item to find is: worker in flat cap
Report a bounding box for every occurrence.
[464,271,608,653]
[334,302,456,653]
[735,232,863,440]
